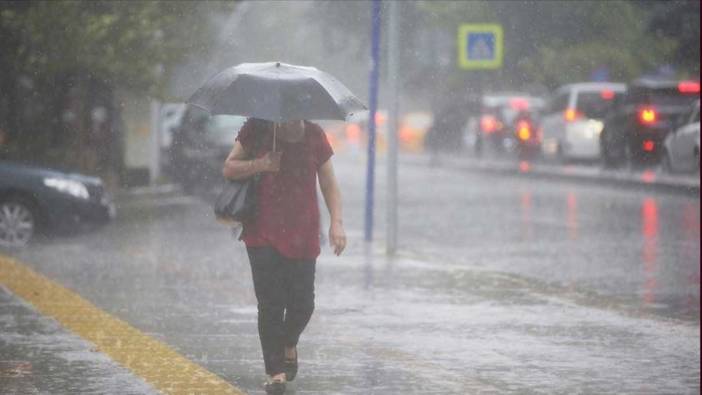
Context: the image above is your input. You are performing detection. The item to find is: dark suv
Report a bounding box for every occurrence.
[600,79,700,167]
[168,106,247,193]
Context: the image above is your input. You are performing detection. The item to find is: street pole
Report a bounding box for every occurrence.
[149,100,161,185]
[386,0,399,256]
[365,0,381,243]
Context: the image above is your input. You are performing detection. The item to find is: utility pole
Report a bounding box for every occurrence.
[365,0,381,243]
[149,100,161,184]
[386,0,399,255]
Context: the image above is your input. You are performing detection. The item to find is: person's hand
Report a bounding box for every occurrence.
[256,151,282,173]
[329,220,346,256]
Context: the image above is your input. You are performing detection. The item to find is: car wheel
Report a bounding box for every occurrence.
[556,140,569,164]
[601,130,621,168]
[474,135,483,157]
[623,141,636,170]
[0,198,36,249]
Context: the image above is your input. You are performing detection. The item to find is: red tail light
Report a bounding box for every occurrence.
[678,81,700,94]
[600,89,615,100]
[375,112,387,125]
[643,140,655,152]
[345,123,362,143]
[638,106,658,126]
[510,98,530,111]
[480,114,499,134]
[564,108,582,122]
[516,120,531,141]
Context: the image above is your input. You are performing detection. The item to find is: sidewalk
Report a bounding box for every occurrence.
[314,244,700,394]
[1,238,698,394]
[0,284,159,395]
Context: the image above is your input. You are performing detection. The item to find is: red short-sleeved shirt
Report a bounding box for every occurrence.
[235,119,333,260]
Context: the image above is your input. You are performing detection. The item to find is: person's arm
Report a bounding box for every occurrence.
[318,158,346,255]
[222,142,281,180]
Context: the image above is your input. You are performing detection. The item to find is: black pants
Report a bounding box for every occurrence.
[247,246,316,376]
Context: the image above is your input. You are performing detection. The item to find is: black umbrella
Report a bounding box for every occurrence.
[188,62,367,123]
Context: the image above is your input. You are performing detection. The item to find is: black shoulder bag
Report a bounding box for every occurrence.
[214,126,267,226]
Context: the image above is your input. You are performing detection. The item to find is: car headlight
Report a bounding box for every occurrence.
[593,120,604,135]
[43,177,90,199]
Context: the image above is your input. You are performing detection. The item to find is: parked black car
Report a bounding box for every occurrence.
[0,161,115,248]
[600,79,700,167]
[168,106,246,193]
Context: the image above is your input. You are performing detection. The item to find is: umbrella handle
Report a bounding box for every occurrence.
[273,122,277,153]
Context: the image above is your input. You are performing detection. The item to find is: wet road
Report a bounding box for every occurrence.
[372,153,700,321]
[4,151,700,394]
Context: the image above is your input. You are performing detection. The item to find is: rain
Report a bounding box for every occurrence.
[0,1,699,394]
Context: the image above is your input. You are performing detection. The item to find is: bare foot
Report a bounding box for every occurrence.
[270,372,286,383]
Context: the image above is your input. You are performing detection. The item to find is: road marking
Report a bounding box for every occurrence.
[0,254,245,395]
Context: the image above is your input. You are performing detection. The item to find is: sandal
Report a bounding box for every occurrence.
[264,379,286,395]
[284,347,298,382]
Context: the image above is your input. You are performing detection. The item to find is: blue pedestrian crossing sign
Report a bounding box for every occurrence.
[458,24,503,70]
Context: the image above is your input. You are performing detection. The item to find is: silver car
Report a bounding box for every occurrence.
[662,99,700,173]
[541,82,626,161]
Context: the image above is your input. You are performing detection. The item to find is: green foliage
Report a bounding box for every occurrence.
[0,0,235,96]
[644,0,700,76]
[313,0,693,95]
[419,0,685,90]
[0,0,235,173]
[515,1,678,89]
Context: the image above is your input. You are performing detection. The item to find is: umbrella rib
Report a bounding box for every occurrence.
[188,102,210,112]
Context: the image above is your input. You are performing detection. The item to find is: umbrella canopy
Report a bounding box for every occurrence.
[188,62,367,122]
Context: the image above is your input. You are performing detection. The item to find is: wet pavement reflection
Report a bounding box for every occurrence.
[642,198,658,306]
[566,192,578,240]
[2,152,699,394]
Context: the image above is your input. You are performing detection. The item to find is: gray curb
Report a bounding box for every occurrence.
[403,154,700,196]
[115,183,183,199]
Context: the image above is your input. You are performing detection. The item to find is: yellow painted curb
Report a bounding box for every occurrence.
[0,254,246,395]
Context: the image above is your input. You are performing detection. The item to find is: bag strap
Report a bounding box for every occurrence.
[250,121,264,157]
[249,120,271,182]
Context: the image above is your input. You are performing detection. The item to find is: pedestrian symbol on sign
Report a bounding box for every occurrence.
[468,33,495,60]
[458,24,503,70]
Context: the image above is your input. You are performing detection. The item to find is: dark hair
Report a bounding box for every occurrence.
[247,118,274,131]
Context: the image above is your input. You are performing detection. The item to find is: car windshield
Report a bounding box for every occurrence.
[205,115,247,145]
[576,91,618,119]
[483,95,542,124]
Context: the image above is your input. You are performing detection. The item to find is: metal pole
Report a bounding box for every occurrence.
[386,0,399,255]
[149,100,161,184]
[365,0,381,243]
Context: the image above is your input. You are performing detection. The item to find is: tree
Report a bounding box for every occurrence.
[0,0,234,177]
[645,0,700,76]
[418,0,677,91]
[312,0,691,96]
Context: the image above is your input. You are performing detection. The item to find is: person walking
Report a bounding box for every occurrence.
[222,118,346,394]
